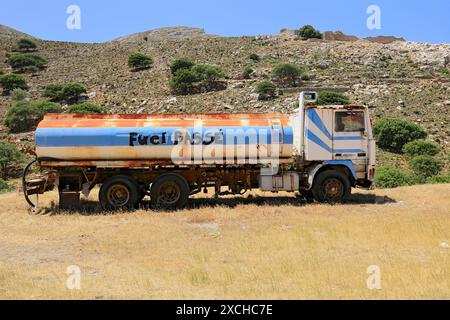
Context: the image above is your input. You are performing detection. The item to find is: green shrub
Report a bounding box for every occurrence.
[170,58,195,75]
[409,155,443,178]
[0,69,3,76]
[373,118,427,152]
[249,53,260,62]
[426,175,450,184]
[8,54,47,72]
[11,88,28,101]
[243,66,254,79]
[374,166,419,188]
[255,81,276,100]
[17,38,37,52]
[0,74,28,94]
[44,83,87,102]
[0,178,14,193]
[272,63,303,86]
[402,140,440,157]
[170,69,200,94]
[169,63,225,94]
[60,83,86,102]
[191,64,225,83]
[297,25,322,40]
[128,53,153,70]
[301,74,311,81]
[0,141,23,179]
[68,103,106,114]
[317,91,349,105]
[5,100,62,133]
[43,84,64,101]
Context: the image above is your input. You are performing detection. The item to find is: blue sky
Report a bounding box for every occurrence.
[0,0,449,43]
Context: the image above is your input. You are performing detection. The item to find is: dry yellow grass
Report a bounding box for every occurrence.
[0,184,449,300]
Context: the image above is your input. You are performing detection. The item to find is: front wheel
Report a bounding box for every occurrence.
[312,170,351,203]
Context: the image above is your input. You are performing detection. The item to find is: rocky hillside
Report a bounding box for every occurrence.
[0,25,449,168]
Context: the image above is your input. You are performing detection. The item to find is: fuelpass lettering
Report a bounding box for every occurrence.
[129,130,224,147]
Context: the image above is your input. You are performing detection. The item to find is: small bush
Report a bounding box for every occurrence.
[243,66,254,79]
[8,54,47,73]
[409,155,443,178]
[272,63,303,86]
[373,118,427,152]
[128,53,153,70]
[402,140,440,157]
[317,91,349,105]
[44,83,87,103]
[249,53,260,62]
[426,175,450,184]
[68,103,106,114]
[170,69,200,94]
[61,83,87,101]
[0,74,28,94]
[17,38,37,52]
[301,74,311,81]
[191,64,225,83]
[5,100,62,133]
[256,81,276,100]
[0,69,4,76]
[0,141,23,179]
[0,178,14,193]
[297,25,322,40]
[374,166,419,188]
[11,88,28,101]
[170,63,225,94]
[43,84,64,101]
[170,58,195,75]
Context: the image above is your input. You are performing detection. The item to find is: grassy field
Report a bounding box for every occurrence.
[0,184,449,300]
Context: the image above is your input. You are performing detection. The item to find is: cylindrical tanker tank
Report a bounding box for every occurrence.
[35,113,295,164]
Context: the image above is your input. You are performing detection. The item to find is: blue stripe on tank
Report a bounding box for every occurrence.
[36,126,294,147]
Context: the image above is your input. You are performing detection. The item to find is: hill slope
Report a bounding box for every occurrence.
[0,26,449,167]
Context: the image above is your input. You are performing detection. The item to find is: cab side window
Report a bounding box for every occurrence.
[335,111,365,132]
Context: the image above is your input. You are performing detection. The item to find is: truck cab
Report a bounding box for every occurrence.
[292,92,376,201]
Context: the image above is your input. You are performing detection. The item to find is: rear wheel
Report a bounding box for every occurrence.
[150,173,189,210]
[99,176,139,210]
[312,170,351,203]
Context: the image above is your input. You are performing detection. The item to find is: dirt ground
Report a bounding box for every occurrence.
[0,184,449,299]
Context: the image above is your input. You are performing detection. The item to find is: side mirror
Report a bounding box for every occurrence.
[302,91,317,103]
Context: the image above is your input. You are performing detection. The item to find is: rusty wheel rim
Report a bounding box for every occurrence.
[158,182,181,205]
[323,178,344,201]
[107,184,130,207]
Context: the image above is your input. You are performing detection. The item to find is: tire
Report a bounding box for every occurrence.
[312,170,351,203]
[150,173,189,210]
[99,175,139,211]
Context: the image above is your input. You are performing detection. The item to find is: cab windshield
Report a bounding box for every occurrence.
[335,111,365,132]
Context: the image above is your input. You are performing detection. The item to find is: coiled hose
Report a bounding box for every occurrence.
[22,158,38,208]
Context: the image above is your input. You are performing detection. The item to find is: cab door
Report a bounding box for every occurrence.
[332,110,368,159]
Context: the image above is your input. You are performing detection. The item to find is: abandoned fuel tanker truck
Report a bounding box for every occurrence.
[23,92,376,210]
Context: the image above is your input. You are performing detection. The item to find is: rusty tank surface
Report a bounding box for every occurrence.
[36,113,296,164]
